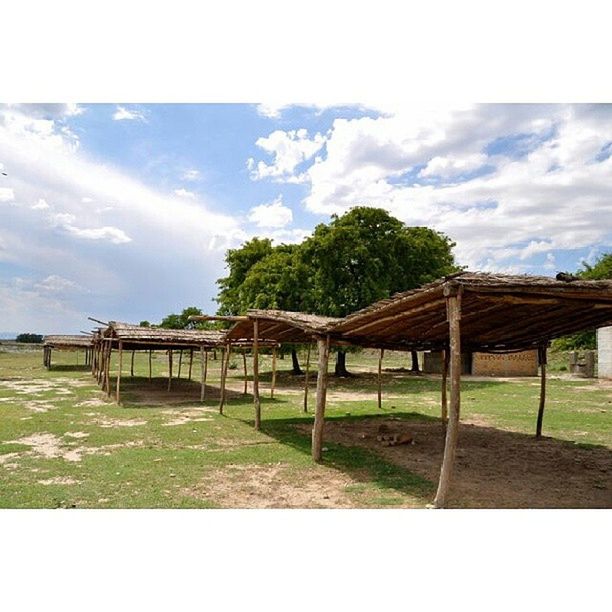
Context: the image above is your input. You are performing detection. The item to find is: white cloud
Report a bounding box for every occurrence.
[112,106,147,122]
[63,224,131,244]
[419,153,488,179]
[181,169,201,181]
[248,128,325,182]
[81,196,93,203]
[249,104,612,271]
[248,196,293,228]
[0,187,14,202]
[174,188,195,199]
[32,198,49,210]
[34,274,79,292]
[0,105,242,332]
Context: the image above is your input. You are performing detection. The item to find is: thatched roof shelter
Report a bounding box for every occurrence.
[42,335,94,369]
[225,309,342,344]
[43,334,93,349]
[103,322,226,350]
[294,272,612,508]
[329,272,612,352]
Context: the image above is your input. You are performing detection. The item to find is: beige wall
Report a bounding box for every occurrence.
[472,350,538,376]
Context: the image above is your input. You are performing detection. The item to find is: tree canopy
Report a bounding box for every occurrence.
[300,207,458,317]
[214,206,459,374]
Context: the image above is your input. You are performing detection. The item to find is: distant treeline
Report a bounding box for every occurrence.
[15,333,43,344]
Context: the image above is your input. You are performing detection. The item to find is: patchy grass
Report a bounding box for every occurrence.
[1,347,610,508]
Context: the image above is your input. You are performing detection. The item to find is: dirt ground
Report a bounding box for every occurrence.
[297,417,612,508]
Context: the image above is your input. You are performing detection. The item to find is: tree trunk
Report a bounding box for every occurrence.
[334,350,350,377]
[291,348,303,375]
[410,350,420,372]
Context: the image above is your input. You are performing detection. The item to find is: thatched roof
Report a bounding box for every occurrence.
[226,309,341,344]
[330,272,612,352]
[103,322,227,350]
[43,335,93,348]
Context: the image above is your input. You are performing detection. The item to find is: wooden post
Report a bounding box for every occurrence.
[219,343,231,414]
[148,350,152,382]
[270,347,277,399]
[105,343,112,396]
[130,350,135,377]
[116,341,123,403]
[253,320,261,430]
[441,348,448,422]
[377,348,384,410]
[242,351,248,395]
[200,346,208,402]
[434,291,462,508]
[188,348,194,381]
[178,349,183,379]
[167,350,173,392]
[48,347,52,370]
[303,343,312,413]
[536,345,547,439]
[312,335,330,462]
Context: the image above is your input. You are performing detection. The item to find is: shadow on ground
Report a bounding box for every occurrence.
[255,412,611,509]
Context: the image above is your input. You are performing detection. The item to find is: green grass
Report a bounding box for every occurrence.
[0,346,610,508]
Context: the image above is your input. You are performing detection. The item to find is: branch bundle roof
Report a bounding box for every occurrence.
[102,322,227,350]
[43,335,94,349]
[226,309,341,344]
[329,272,612,352]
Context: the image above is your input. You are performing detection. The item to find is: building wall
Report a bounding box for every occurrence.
[472,350,538,376]
[598,326,612,379]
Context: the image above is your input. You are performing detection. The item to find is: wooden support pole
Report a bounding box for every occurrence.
[253,320,261,430]
[441,348,448,422]
[148,350,152,382]
[167,350,173,392]
[48,347,52,370]
[242,351,248,395]
[116,341,123,403]
[377,348,384,410]
[303,343,312,413]
[130,350,135,377]
[178,349,183,379]
[219,343,231,414]
[434,292,462,508]
[535,345,547,439]
[312,335,330,462]
[105,343,112,396]
[188,348,194,381]
[200,346,208,402]
[270,347,277,399]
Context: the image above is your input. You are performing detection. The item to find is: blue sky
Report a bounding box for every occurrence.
[1,103,611,334]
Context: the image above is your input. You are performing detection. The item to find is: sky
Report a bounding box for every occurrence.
[1,102,611,335]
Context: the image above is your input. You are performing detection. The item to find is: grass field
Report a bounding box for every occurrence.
[1,345,610,508]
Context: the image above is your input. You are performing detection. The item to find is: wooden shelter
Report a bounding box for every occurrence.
[321,272,612,506]
[220,273,612,507]
[95,322,227,403]
[43,335,94,369]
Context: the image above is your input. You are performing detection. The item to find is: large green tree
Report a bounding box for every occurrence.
[216,238,274,316]
[221,244,313,374]
[301,207,459,375]
[215,207,458,376]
